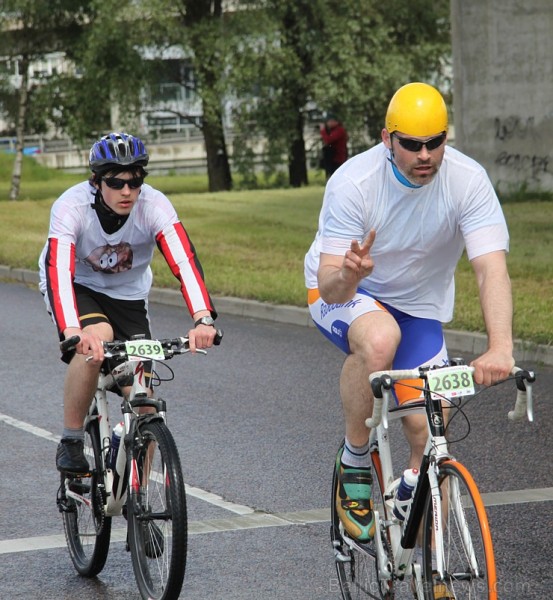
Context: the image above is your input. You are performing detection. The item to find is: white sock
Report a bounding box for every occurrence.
[342,438,371,468]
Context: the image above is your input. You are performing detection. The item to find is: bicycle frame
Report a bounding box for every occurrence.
[365,364,535,590]
[368,398,444,584]
[57,332,221,599]
[60,355,156,517]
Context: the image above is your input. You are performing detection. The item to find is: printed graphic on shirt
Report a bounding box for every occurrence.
[84,242,133,274]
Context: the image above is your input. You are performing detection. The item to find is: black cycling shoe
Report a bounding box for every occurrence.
[56,438,91,475]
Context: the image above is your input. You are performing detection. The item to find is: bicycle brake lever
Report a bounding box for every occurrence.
[508,367,535,422]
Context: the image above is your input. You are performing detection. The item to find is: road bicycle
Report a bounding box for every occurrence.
[331,359,535,599]
[57,331,221,600]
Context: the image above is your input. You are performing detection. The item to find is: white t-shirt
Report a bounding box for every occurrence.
[304,143,509,322]
[39,181,214,333]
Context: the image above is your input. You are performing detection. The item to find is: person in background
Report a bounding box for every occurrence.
[39,132,219,475]
[320,112,349,179]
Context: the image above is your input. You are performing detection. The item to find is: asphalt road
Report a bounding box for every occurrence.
[0,281,551,599]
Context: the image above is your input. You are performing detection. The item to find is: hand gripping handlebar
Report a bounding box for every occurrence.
[59,330,224,355]
[366,365,535,430]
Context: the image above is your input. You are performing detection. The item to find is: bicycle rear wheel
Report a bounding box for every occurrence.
[59,417,111,576]
[127,420,187,600]
[330,443,393,600]
[421,460,497,599]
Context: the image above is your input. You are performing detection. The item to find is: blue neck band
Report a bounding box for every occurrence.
[389,154,422,189]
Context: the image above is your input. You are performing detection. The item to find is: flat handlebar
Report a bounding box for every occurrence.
[60,329,224,357]
[366,364,535,429]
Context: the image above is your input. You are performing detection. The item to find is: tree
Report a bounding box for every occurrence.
[1,0,450,194]
[49,0,235,192]
[229,0,451,187]
[0,1,93,200]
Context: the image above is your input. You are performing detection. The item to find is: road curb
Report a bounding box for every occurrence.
[3,265,551,367]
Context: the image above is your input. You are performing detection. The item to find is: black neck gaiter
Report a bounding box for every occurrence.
[92,191,130,234]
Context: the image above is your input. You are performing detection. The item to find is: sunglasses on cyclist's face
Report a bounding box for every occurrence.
[103,176,144,190]
[393,132,446,153]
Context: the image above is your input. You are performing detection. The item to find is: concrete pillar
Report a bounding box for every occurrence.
[451,0,553,193]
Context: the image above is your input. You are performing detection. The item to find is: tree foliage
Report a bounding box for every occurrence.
[0,0,94,199]
[0,0,451,192]
[229,0,451,186]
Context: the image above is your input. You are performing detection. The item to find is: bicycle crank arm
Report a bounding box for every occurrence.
[65,488,93,509]
[373,511,393,581]
[332,539,351,563]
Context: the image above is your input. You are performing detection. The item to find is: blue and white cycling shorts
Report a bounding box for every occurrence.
[307,288,449,404]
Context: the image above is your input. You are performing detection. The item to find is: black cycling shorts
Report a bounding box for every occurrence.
[61,283,152,363]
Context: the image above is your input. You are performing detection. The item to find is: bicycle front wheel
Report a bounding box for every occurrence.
[421,460,497,599]
[127,420,187,600]
[60,417,111,576]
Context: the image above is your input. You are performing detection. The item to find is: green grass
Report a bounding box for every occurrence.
[0,153,551,345]
[0,153,211,200]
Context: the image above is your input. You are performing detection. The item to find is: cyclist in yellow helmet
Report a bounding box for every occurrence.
[305,83,514,597]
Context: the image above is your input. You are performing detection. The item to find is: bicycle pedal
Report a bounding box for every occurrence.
[68,481,91,494]
[334,549,352,563]
[56,491,76,514]
[57,501,77,514]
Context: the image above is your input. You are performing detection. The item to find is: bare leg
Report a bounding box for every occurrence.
[402,413,428,469]
[62,322,113,429]
[341,311,401,446]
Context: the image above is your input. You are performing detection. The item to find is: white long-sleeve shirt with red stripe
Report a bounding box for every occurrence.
[39,180,215,335]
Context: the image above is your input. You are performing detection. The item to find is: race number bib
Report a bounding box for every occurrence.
[427,365,475,400]
[124,339,165,361]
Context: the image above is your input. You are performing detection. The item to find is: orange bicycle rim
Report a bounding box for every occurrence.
[441,459,497,599]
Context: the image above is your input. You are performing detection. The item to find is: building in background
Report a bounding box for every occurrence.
[451,0,553,193]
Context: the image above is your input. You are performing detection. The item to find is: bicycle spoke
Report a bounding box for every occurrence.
[127,420,187,600]
[422,461,496,599]
[59,420,111,577]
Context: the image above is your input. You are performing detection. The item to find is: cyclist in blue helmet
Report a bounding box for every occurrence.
[39,132,220,475]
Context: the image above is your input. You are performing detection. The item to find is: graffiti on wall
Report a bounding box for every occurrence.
[494,116,551,182]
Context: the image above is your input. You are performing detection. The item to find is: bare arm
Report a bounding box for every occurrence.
[317,230,376,304]
[470,250,515,385]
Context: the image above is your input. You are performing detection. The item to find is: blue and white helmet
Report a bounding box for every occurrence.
[89,132,149,172]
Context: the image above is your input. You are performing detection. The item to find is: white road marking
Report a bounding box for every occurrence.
[1,412,552,555]
[1,412,253,514]
[0,413,61,444]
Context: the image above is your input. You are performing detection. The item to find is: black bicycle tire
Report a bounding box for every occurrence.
[61,417,112,576]
[370,450,394,599]
[420,460,497,599]
[127,420,187,600]
[331,446,354,600]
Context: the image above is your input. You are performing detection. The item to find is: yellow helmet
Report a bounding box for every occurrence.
[385,82,448,137]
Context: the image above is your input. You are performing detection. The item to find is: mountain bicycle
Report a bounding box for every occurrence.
[57,331,222,600]
[331,359,535,599]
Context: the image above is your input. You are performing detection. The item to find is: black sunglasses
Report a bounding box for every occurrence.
[103,176,144,190]
[393,132,446,153]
